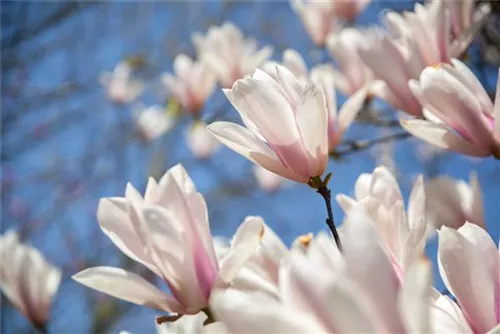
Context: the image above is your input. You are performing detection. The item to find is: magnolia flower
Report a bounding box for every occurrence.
[253,165,286,193]
[261,49,308,80]
[402,60,500,158]
[134,105,174,142]
[192,22,272,88]
[212,209,440,333]
[99,61,144,104]
[426,172,485,230]
[359,30,423,116]
[265,52,367,152]
[290,1,340,47]
[162,54,216,115]
[231,219,289,299]
[73,164,263,315]
[360,1,455,116]
[332,0,371,21]
[336,166,429,274]
[207,65,329,183]
[185,121,220,159]
[438,223,500,333]
[0,230,61,329]
[327,28,374,96]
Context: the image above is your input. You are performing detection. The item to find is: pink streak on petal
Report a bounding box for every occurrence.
[193,243,217,301]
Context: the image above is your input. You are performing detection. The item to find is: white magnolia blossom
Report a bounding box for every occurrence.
[211,209,469,333]
[99,61,144,104]
[185,121,220,159]
[73,164,263,315]
[337,166,430,274]
[162,54,216,115]
[425,172,485,230]
[0,230,61,329]
[134,105,175,142]
[438,223,500,333]
[263,51,367,152]
[327,28,374,96]
[192,22,273,88]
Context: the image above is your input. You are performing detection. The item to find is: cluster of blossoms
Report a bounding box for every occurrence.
[2,0,500,333]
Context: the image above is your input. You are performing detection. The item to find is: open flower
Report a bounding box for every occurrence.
[0,230,61,330]
[438,223,500,333]
[134,105,174,142]
[185,121,220,159]
[290,0,340,47]
[336,166,429,274]
[264,52,367,152]
[73,164,263,315]
[425,172,485,230]
[192,22,272,88]
[402,60,500,158]
[99,61,144,104]
[359,30,423,116]
[327,28,374,96]
[162,54,216,115]
[207,65,329,183]
[212,209,447,333]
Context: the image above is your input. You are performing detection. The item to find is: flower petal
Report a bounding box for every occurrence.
[295,83,329,177]
[72,267,183,312]
[210,289,324,333]
[438,226,497,333]
[401,119,491,157]
[207,122,307,182]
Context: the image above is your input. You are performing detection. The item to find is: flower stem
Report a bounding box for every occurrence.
[317,185,343,252]
[202,307,216,325]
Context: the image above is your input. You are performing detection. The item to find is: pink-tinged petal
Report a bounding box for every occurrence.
[458,223,500,302]
[402,176,427,269]
[72,267,183,313]
[207,122,307,182]
[193,243,217,301]
[336,87,367,138]
[97,198,158,274]
[401,119,491,157]
[218,216,264,283]
[448,59,493,115]
[210,289,324,333]
[229,76,300,146]
[429,189,464,230]
[399,260,432,334]
[343,208,405,333]
[368,81,411,115]
[431,294,473,333]
[295,83,328,177]
[282,49,308,78]
[284,254,377,333]
[438,226,497,333]
[370,166,403,206]
[419,67,494,147]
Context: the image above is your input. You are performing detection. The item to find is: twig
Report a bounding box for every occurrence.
[332,132,411,158]
[316,183,343,252]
